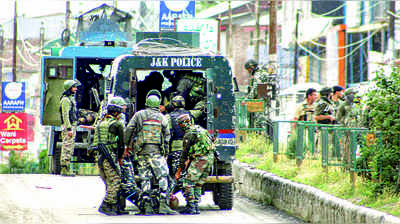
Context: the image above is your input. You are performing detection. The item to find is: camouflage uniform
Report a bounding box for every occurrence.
[60,80,80,176]
[247,67,274,129]
[125,90,176,215]
[92,113,124,215]
[177,114,215,215]
[315,96,335,124]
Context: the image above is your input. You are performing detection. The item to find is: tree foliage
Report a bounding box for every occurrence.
[196,1,219,13]
[363,67,400,193]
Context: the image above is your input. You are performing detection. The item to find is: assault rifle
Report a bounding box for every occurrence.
[94,143,121,177]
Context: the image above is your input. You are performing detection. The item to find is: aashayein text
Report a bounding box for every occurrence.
[150,57,202,68]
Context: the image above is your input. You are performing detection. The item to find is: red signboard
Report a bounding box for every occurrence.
[0,113,28,151]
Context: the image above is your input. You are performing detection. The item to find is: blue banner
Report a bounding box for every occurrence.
[1,82,26,112]
[159,1,195,31]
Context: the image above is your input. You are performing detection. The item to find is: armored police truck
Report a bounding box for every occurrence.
[41,4,236,210]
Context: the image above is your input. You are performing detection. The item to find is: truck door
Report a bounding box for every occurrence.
[205,68,217,135]
[41,57,74,126]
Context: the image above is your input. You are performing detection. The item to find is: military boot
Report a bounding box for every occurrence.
[136,196,155,215]
[193,201,200,214]
[98,201,118,216]
[158,195,177,215]
[126,191,141,207]
[179,201,197,215]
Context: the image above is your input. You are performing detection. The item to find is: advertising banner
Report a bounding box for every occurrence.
[1,82,26,112]
[159,1,195,32]
[0,113,28,151]
[176,18,220,53]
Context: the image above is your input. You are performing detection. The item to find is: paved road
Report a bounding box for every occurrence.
[0,175,304,224]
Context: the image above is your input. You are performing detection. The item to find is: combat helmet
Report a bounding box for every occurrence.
[319,87,332,97]
[344,88,358,96]
[176,113,192,129]
[171,95,185,108]
[107,96,125,114]
[145,89,162,108]
[244,59,258,70]
[109,96,127,107]
[63,80,81,91]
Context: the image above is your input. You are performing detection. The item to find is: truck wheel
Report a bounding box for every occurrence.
[217,163,233,210]
[52,147,62,174]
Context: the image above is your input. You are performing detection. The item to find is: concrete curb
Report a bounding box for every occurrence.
[233,160,400,224]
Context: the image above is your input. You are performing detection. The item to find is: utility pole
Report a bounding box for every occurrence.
[40,22,45,56]
[0,25,3,81]
[389,1,396,60]
[293,10,300,85]
[113,0,118,8]
[227,0,233,58]
[12,0,17,82]
[254,0,260,62]
[66,0,71,32]
[269,0,277,63]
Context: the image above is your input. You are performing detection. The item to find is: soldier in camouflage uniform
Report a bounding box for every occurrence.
[60,80,81,176]
[125,89,177,215]
[175,114,216,215]
[106,97,142,211]
[336,88,361,167]
[314,87,336,124]
[92,97,125,216]
[244,59,277,131]
[337,88,360,127]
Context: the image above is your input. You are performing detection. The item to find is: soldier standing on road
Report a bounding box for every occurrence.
[292,88,318,130]
[175,114,216,215]
[60,79,81,176]
[92,97,125,216]
[125,89,177,215]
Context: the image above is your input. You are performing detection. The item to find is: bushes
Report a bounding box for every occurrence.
[0,149,49,174]
[363,67,400,193]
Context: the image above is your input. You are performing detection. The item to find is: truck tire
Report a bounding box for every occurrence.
[217,163,233,210]
[52,146,62,174]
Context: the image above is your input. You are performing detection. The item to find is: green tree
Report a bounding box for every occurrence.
[363,67,400,193]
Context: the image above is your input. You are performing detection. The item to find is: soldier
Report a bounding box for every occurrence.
[332,85,345,116]
[125,89,177,215]
[175,113,215,215]
[244,59,277,131]
[314,87,336,124]
[60,79,81,176]
[337,88,359,127]
[92,97,125,216]
[107,97,141,211]
[292,88,318,129]
[165,96,194,178]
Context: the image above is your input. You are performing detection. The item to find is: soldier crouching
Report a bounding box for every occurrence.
[125,89,177,215]
[175,113,216,215]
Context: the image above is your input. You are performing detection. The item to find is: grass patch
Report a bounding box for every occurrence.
[236,135,400,217]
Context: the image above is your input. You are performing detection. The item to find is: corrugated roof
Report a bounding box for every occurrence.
[197,1,250,19]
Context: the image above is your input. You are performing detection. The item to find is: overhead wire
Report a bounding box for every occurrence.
[294,28,382,61]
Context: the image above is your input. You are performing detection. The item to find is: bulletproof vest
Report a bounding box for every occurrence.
[140,110,163,145]
[170,110,189,141]
[60,95,78,125]
[93,116,118,151]
[188,125,215,156]
[317,97,334,124]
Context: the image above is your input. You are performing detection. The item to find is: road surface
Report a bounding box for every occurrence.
[0,174,304,224]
